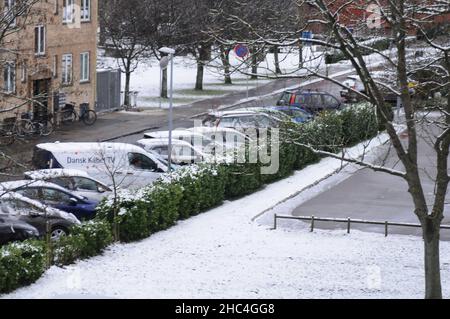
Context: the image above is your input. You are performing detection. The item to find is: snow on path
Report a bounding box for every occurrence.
[4,133,450,299]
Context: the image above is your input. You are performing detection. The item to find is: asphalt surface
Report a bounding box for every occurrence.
[291,123,450,240]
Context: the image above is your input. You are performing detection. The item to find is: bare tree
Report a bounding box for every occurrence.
[100,0,158,107]
[208,0,450,299]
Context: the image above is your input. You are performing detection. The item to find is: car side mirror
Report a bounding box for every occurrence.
[69,198,78,206]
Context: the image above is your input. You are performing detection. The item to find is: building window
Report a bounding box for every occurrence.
[80,52,90,82]
[4,0,16,27]
[80,0,91,21]
[63,0,75,23]
[34,25,45,55]
[3,63,16,93]
[61,54,73,84]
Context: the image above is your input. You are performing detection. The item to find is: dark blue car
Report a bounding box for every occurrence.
[1,180,99,221]
[265,106,314,123]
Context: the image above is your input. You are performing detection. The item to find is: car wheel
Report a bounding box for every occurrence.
[51,226,68,241]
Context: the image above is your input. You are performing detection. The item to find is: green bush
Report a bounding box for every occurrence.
[52,233,87,266]
[52,220,113,265]
[0,240,46,293]
[339,103,378,146]
[170,165,227,219]
[71,220,114,258]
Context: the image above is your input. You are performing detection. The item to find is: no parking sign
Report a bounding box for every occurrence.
[234,44,249,58]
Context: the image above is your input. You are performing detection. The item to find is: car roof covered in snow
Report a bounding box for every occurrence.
[143,130,207,139]
[24,169,107,185]
[36,142,149,154]
[137,138,195,147]
[0,180,83,198]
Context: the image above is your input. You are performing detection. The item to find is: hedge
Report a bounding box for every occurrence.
[0,240,46,294]
[0,220,113,293]
[0,102,378,295]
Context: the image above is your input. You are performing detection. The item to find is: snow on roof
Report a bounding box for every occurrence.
[143,130,206,139]
[0,180,83,199]
[36,142,148,154]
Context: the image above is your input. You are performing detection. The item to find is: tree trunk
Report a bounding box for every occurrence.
[195,44,211,91]
[299,43,303,68]
[161,68,168,99]
[195,61,204,91]
[124,69,131,107]
[273,45,282,74]
[251,46,258,80]
[220,46,232,85]
[422,217,443,299]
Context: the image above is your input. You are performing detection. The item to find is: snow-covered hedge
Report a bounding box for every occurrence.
[53,220,113,265]
[95,164,228,242]
[0,103,378,294]
[0,240,46,294]
[0,220,113,293]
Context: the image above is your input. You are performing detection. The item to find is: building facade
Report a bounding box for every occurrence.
[0,0,98,121]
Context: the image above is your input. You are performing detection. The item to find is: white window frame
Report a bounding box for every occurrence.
[34,25,46,55]
[61,54,73,85]
[80,52,90,82]
[4,0,16,28]
[80,0,91,22]
[21,63,26,83]
[3,62,16,93]
[52,55,58,78]
[62,0,75,24]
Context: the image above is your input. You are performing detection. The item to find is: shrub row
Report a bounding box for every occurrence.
[0,220,113,294]
[0,103,378,294]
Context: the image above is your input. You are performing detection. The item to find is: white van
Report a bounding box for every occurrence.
[32,143,169,189]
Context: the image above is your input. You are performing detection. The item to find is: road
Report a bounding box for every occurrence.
[291,123,450,240]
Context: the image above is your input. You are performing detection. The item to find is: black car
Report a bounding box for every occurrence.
[0,215,39,245]
[277,90,342,114]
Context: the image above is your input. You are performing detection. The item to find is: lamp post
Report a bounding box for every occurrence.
[159,47,176,172]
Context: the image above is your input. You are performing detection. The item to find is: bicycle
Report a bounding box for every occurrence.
[21,113,54,137]
[0,111,33,146]
[54,103,97,126]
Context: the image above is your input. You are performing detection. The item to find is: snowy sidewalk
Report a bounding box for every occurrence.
[3,134,450,299]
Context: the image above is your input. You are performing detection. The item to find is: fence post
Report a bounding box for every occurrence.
[274,214,277,230]
[347,218,351,234]
[385,221,389,237]
[311,215,315,232]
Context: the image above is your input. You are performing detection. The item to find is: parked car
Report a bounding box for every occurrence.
[263,106,313,123]
[137,138,213,165]
[214,109,288,135]
[32,143,169,189]
[186,126,251,151]
[0,192,80,240]
[24,169,112,202]
[0,215,40,245]
[143,130,217,153]
[0,180,98,221]
[276,90,342,114]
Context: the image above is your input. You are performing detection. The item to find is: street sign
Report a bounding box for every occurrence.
[302,31,313,46]
[234,44,249,58]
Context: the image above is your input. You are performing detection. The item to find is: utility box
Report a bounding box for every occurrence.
[96,69,121,112]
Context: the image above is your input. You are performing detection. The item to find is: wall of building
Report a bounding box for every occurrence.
[0,0,98,121]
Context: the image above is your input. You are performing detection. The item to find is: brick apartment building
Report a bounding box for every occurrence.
[0,0,98,122]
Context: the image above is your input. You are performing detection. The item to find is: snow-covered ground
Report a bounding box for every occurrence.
[97,47,321,108]
[4,131,449,299]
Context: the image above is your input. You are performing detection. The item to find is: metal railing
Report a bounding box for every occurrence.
[273,214,450,237]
